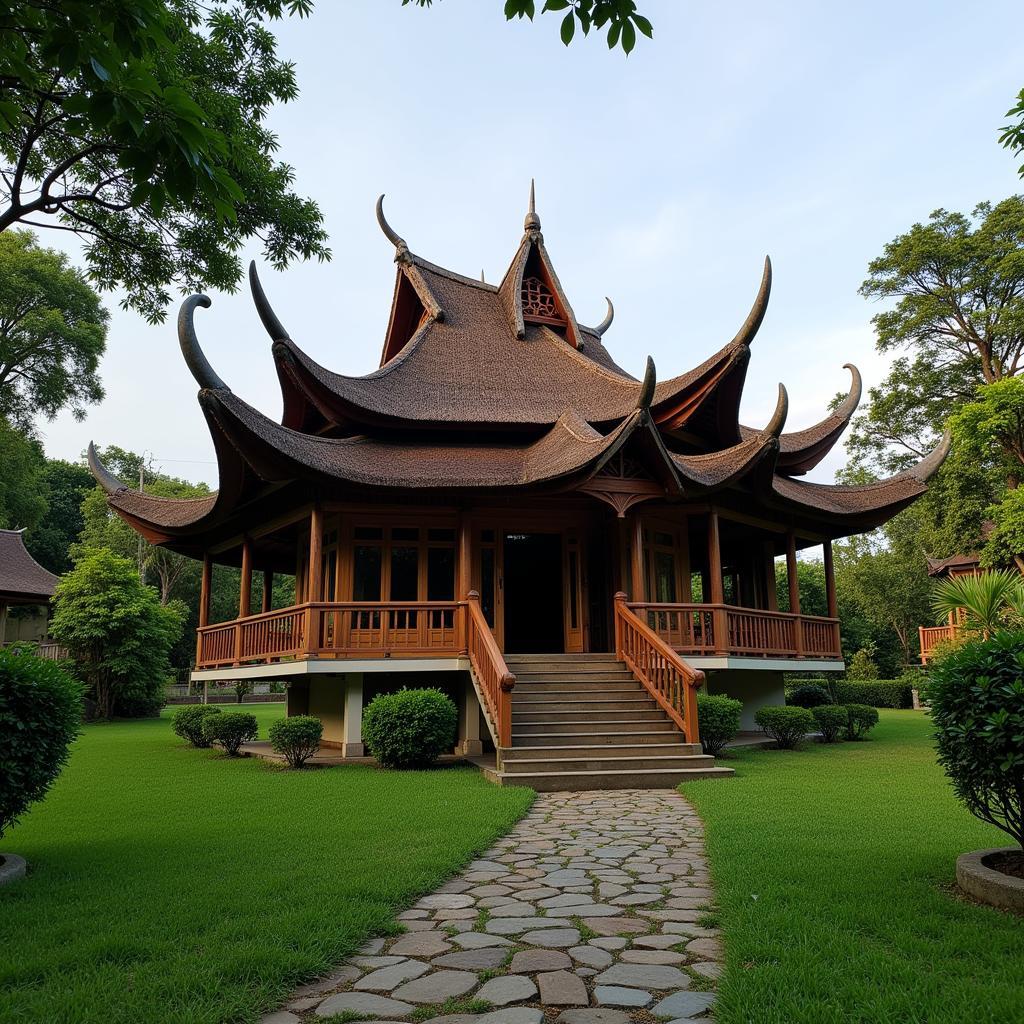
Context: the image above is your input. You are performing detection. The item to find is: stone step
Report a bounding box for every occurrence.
[513,708,667,724]
[512,715,679,735]
[501,752,716,773]
[512,696,658,712]
[509,733,684,749]
[508,741,702,758]
[512,674,636,686]
[492,765,735,791]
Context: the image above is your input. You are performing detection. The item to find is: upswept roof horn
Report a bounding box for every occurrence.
[729,255,772,350]
[909,427,952,482]
[178,295,229,392]
[764,383,789,438]
[87,441,128,495]
[249,262,291,343]
[636,357,656,410]
[376,194,408,254]
[835,363,862,419]
[595,298,614,336]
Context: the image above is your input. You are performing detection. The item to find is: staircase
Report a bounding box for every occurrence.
[481,653,734,791]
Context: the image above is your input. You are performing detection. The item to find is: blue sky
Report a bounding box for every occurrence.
[37,0,1024,487]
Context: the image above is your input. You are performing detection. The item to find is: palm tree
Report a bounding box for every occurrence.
[931,570,1024,638]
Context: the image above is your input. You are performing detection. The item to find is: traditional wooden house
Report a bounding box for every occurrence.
[89,189,947,788]
[0,528,61,656]
[918,552,984,663]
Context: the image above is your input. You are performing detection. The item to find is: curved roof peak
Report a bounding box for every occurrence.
[594,297,614,336]
[178,295,229,392]
[88,441,129,495]
[729,255,772,351]
[376,194,409,255]
[249,262,291,343]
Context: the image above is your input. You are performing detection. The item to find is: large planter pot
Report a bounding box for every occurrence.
[956,847,1024,912]
[0,853,27,886]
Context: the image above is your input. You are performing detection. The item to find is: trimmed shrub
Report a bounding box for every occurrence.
[363,688,458,769]
[172,705,221,748]
[928,631,1024,848]
[696,694,742,756]
[833,679,912,709]
[269,715,323,768]
[788,683,832,708]
[846,647,880,680]
[0,647,83,839]
[202,711,258,756]
[812,705,848,743]
[844,703,880,740]
[754,705,815,749]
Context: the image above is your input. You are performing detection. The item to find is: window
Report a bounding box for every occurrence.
[521,276,562,324]
[353,545,382,601]
[480,547,495,627]
[348,522,456,606]
[654,551,677,603]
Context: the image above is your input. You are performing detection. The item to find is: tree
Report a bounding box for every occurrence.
[24,458,94,575]
[404,1,653,54]
[1,1,329,322]
[848,198,1024,473]
[0,231,107,432]
[0,415,46,530]
[49,549,183,719]
[1001,90,1024,179]
[930,570,1023,638]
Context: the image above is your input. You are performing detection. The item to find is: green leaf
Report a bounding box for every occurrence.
[90,57,111,82]
[542,0,570,9]
[560,11,575,45]
[606,21,621,48]
[621,19,636,53]
[632,13,653,38]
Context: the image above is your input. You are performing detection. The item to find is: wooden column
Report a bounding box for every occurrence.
[787,530,804,657]
[707,512,725,604]
[305,504,323,657]
[707,512,726,654]
[629,515,645,601]
[199,554,212,627]
[679,516,692,602]
[196,554,212,667]
[261,569,273,614]
[239,538,253,618]
[764,542,779,611]
[823,540,837,618]
[457,512,472,600]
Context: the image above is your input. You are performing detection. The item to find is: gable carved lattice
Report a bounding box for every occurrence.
[521,276,564,325]
[578,453,664,517]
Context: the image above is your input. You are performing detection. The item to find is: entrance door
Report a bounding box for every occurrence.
[502,532,564,654]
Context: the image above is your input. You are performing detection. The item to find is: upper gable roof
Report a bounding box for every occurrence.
[0,529,58,603]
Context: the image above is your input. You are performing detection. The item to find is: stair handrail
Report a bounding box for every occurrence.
[465,590,516,748]
[614,592,703,745]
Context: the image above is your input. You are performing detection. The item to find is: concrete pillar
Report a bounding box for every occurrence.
[343,673,364,758]
[460,675,483,756]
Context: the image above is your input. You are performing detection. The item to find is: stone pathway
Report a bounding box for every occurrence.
[263,791,720,1024]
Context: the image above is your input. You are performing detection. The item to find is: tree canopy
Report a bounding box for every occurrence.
[404,1,653,54]
[0,230,107,432]
[848,197,1024,473]
[50,548,183,718]
[0,0,330,322]
[0,415,45,530]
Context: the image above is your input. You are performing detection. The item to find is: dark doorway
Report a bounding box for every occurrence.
[587,531,612,652]
[503,532,564,653]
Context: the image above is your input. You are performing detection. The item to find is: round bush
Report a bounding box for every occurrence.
[269,715,323,768]
[202,711,258,756]
[0,647,83,839]
[172,705,221,748]
[362,688,458,769]
[788,683,832,708]
[696,694,742,756]
[844,703,879,740]
[812,704,848,743]
[928,632,1024,848]
[754,705,815,749]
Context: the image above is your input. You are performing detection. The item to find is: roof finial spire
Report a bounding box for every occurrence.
[376,194,408,255]
[480,268,486,283]
[524,178,541,233]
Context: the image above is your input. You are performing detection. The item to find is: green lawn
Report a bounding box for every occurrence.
[683,710,1024,1024]
[0,705,533,1024]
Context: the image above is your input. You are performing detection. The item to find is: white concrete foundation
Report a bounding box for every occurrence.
[705,669,786,731]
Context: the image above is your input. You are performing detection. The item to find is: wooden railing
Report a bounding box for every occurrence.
[630,602,842,660]
[196,601,465,668]
[614,593,702,744]
[465,591,515,748]
[1,641,68,661]
[919,624,957,664]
